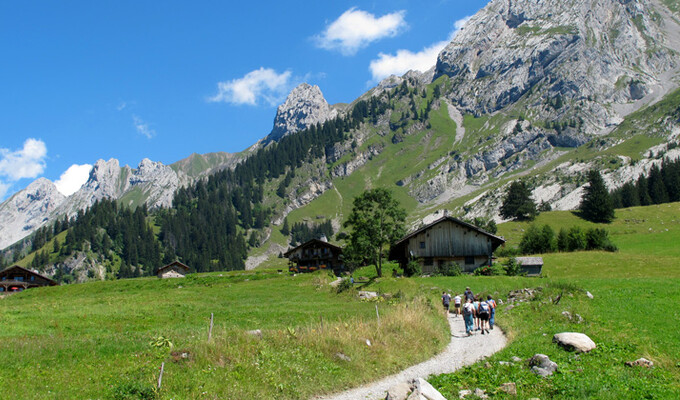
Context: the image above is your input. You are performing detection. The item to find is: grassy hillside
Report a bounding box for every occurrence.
[0,270,447,399]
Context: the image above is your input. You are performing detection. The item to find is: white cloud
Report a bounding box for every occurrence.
[368,16,471,81]
[208,67,293,106]
[133,115,156,139]
[54,164,92,196]
[0,182,10,200]
[0,138,48,181]
[315,8,407,56]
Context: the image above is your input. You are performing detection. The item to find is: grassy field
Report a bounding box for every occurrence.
[2,203,680,399]
[0,270,447,399]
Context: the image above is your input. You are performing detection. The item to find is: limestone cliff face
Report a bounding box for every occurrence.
[0,178,65,249]
[435,0,678,131]
[266,83,337,143]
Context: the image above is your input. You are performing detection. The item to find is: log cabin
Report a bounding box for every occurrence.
[284,238,343,274]
[0,265,59,293]
[389,216,505,274]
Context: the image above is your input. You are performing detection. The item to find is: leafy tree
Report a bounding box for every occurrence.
[579,170,614,223]
[344,188,406,277]
[557,228,569,252]
[500,180,537,221]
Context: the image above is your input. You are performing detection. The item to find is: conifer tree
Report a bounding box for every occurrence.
[500,180,537,221]
[579,169,614,223]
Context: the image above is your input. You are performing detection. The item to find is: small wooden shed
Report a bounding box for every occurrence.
[389,216,506,274]
[0,265,58,293]
[156,261,190,278]
[515,257,543,276]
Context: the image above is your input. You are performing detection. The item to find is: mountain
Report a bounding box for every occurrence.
[265,83,339,143]
[0,178,65,249]
[4,0,680,273]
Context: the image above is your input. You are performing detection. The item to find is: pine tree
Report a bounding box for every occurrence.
[579,169,615,223]
[500,180,537,221]
[648,164,668,204]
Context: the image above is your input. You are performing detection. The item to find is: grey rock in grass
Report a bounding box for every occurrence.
[553,332,596,353]
[412,378,447,400]
[246,329,262,339]
[510,356,523,363]
[458,389,471,399]
[586,291,594,299]
[358,291,379,300]
[499,382,517,396]
[625,357,654,368]
[385,382,411,400]
[529,354,558,377]
[334,352,352,362]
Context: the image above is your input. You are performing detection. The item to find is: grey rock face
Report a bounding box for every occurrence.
[266,83,337,143]
[0,178,65,249]
[435,0,677,130]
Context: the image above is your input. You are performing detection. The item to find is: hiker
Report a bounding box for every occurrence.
[473,297,481,331]
[478,298,491,334]
[453,293,462,317]
[441,291,451,316]
[463,298,475,336]
[487,295,497,330]
[464,286,474,302]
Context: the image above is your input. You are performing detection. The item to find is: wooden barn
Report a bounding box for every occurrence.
[156,261,190,278]
[284,238,343,274]
[515,257,543,276]
[389,216,506,274]
[0,265,59,293]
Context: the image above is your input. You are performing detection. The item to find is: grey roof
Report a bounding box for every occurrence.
[515,257,544,266]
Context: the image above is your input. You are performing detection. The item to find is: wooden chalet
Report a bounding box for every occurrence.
[156,261,190,278]
[0,265,58,293]
[389,216,506,274]
[284,238,343,274]
[515,256,543,276]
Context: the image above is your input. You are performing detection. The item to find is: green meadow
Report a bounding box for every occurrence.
[1,202,680,399]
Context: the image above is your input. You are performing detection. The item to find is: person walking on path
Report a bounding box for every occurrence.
[441,291,451,317]
[463,298,476,336]
[464,287,474,302]
[453,294,462,317]
[487,295,497,330]
[478,298,491,334]
[473,297,481,331]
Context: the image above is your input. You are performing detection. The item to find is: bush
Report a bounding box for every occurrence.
[110,380,156,400]
[586,228,618,252]
[403,260,421,277]
[504,258,523,276]
[335,278,353,294]
[436,262,462,277]
[473,263,504,276]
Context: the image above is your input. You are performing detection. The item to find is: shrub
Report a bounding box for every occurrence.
[335,278,353,294]
[436,262,462,277]
[403,260,422,277]
[586,228,618,252]
[473,263,504,276]
[504,258,523,276]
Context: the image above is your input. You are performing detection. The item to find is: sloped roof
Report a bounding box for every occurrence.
[515,257,544,266]
[393,216,506,247]
[156,261,190,274]
[283,238,343,257]
[0,265,59,286]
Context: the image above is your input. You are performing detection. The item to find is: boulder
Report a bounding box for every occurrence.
[625,358,654,368]
[358,291,379,300]
[529,354,558,377]
[385,382,411,400]
[499,382,517,396]
[553,332,596,353]
[413,378,447,400]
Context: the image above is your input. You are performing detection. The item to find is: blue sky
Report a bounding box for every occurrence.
[0,0,486,200]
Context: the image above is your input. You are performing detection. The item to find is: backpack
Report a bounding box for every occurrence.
[479,301,490,315]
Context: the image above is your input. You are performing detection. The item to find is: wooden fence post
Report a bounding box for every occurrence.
[157,362,165,389]
[208,313,214,341]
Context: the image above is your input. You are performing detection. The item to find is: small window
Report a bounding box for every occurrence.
[465,256,475,265]
[15,276,24,282]
[31,276,35,281]
[419,241,426,249]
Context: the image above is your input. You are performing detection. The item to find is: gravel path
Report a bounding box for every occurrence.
[314,314,507,400]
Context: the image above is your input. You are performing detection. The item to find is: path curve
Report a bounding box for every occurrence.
[314,315,507,400]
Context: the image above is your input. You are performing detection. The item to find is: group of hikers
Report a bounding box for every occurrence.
[441,287,497,336]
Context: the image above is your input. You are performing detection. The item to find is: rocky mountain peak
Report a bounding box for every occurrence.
[435,0,678,133]
[0,178,65,249]
[266,83,337,143]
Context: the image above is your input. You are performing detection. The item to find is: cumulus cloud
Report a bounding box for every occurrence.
[54,164,92,196]
[0,138,48,181]
[208,67,293,106]
[133,115,156,139]
[315,8,407,56]
[368,16,471,81]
